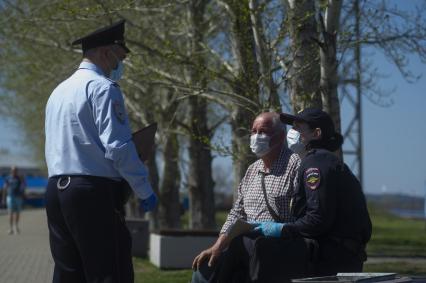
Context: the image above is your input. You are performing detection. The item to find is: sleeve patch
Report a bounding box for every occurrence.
[304,167,321,190]
[113,101,126,124]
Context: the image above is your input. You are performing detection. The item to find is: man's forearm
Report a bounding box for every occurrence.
[214,233,231,251]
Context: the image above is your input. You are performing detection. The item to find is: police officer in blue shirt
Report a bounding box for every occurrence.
[45,20,157,283]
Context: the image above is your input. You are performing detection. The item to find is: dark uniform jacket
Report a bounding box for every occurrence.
[282,148,372,263]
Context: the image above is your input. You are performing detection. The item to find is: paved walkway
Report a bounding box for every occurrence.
[0,209,53,283]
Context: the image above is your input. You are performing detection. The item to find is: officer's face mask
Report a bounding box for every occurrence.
[110,61,124,81]
[108,50,125,81]
[287,128,305,156]
[250,133,275,157]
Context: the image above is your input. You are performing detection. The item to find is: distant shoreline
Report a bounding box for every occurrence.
[390,208,425,219]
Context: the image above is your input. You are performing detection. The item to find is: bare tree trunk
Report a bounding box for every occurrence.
[187,0,216,230]
[249,0,280,111]
[319,0,343,157]
[226,0,260,197]
[157,89,181,229]
[230,108,256,201]
[286,0,322,111]
[187,100,216,229]
[158,130,181,229]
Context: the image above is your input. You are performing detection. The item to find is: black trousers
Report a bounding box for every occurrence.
[192,235,363,283]
[45,176,133,283]
[315,239,364,276]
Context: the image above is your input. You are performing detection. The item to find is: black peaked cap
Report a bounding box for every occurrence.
[72,19,130,53]
[280,108,336,138]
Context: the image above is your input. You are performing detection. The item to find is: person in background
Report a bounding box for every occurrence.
[2,166,26,234]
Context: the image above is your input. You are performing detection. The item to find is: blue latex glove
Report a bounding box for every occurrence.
[252,221,285,238]
[139,193,158,212]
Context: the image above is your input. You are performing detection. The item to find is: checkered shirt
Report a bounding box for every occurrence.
[220,147,301,234]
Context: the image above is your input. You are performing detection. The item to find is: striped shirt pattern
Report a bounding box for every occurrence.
[221,147,301,234]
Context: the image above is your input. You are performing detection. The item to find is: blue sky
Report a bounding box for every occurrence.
[360,51,425,197]
[349,50,425,197]
[0,1,425,196]
[0,117,35,168]
[357,0,426,197]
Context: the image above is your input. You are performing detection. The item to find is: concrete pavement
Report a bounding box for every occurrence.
[0,208,54,283]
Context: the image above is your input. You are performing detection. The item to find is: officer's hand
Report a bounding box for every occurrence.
[139,193,158,212]
[252,221,285,238]
[192,245,221,271]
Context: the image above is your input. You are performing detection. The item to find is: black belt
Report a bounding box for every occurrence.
[50,175,131,206]
[52,175,123,186]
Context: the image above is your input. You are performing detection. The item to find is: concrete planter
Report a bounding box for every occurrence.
[126,218,149,257]
[149,230,218,269]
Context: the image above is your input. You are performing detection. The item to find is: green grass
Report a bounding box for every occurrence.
[134,206,426,282]
[367,205,426,257]
[364,261,426,276]
[134,258,192,283]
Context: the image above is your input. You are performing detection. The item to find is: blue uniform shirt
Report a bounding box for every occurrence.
[45,61,153,199]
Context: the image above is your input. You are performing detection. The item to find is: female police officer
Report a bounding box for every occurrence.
[279,108,372,276]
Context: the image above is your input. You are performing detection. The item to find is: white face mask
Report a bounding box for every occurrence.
[287,129,305,155]
[250,133,272,157]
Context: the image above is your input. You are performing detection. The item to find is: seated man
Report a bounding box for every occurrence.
[192,112,301,283]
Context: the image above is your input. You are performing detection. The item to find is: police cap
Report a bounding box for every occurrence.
[72,20,130,53]
[280,108,335,138]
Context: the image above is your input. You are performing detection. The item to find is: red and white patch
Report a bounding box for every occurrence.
[304,168,321,190]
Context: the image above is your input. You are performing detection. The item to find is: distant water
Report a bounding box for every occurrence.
[390,208,425,219]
